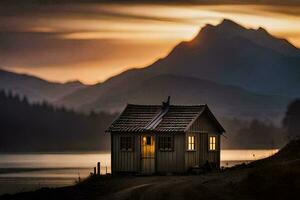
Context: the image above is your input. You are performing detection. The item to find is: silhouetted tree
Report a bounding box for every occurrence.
[221,118,286,149]
[283,99,300,139]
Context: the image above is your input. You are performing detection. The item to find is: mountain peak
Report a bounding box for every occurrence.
[190,19,299,56]
[214,19,247,35]
[218,19,245,30]
[192,19,246,44]
[256,27,270,35]
[199,19,245,33]
[65,80,83,85]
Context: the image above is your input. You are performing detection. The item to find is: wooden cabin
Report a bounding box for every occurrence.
[106,98,225,174]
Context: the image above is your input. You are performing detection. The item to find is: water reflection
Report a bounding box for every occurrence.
[0,150,278,195]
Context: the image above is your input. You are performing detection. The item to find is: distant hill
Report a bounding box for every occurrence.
[79,74,289,120]
[0,91,115,152]
[0,69,86,103]
[58,19,299,121]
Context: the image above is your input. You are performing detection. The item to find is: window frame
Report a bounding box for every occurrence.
[187,135,196,151]
[209,136,217,151]
[146,136,152,145]
[120,136,134,151]
[158,135,173,151]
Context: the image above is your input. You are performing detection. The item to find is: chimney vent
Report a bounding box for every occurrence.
[162,96,171,108]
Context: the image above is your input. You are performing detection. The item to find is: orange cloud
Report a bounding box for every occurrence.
[0,4,299,84]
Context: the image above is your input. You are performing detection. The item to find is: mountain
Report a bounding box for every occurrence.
[81,75,289,119]
[192,19,300,57]
[58,73,290,122]
[147,19,300,97]
[0,69,86,102]
[57,19,299,120]
[0,90,115,152]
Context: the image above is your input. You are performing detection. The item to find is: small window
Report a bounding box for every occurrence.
[120,136,133,151]
[187,136,195,151]
[209,136,216,151]
[158,136,173,151]
[142,136,152,145]
[146,136,151,145]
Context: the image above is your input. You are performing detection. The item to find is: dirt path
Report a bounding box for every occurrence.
[103,169,250,200]
[0,167,253,200]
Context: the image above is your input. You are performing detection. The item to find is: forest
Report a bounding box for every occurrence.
[0,90,298,152]
[221,99,300,149]
[0,90,116,152]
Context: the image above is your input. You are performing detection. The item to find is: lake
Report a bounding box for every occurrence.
[0,149,278,195]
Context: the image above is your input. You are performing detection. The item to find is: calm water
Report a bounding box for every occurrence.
[0,150,278,195]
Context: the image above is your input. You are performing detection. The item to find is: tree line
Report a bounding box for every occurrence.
[0,90,299,152]
[221,99,300,149]
[0,90,116,152]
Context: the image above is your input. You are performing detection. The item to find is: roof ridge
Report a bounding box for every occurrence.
[127,103,206,107]
[106,103,217,133]
[144,105,169,130]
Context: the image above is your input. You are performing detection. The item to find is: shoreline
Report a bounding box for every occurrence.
[0,140,298,199]
[1,160,299,200]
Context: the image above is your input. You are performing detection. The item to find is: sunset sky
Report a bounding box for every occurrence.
[0,1,300,84]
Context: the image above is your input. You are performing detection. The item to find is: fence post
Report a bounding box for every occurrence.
[97,162,100,175]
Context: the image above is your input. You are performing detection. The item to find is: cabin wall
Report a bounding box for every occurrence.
[185,119,208,170]
[111,133,140,174]
[111,109,222,174]
[198,112,221,166]
[156,133,185,173]
[207,134,220,166]
[185,131,200,169]
[185,112,221,169]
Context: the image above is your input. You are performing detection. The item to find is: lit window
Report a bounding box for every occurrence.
[146,136,151,145]
[158,136,173,151]
[120,136,133,151]
[188,136,195,151]
[142,136,152,145]
[209,136,216,151]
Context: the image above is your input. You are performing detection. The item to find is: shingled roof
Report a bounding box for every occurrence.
[106,103,225,133]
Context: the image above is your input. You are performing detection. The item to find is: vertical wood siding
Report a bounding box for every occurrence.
[156,133,185,173]
[186,111,222,169]
[111,110,222,173]
[185,132,199,169]
[207,134,221,167]
[141,135,155,174]
[111,133,140,173]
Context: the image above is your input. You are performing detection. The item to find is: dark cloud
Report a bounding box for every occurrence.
[0,3,194,73]
[257,5,300,16]
[0,0,300,6]
[0,4,197,30]
[0,30,172,69]
[0,1,299,83]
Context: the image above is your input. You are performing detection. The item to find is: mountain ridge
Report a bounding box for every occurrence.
[193,19,300,56]
[0,68,87,102]
[79,74,289,121]
[56,19,299,121]
[1,19,299,122]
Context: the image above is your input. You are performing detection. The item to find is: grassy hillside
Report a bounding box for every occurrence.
[233,139,300,199]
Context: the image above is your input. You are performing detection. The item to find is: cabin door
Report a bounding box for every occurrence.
[141,135,155,174]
